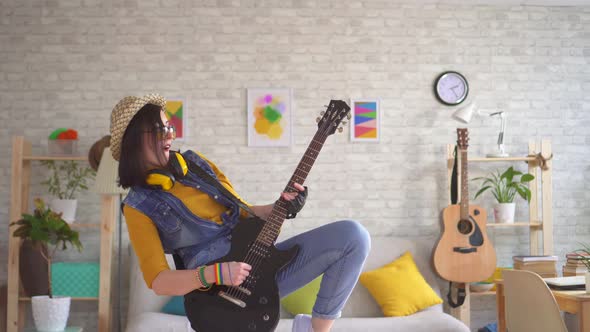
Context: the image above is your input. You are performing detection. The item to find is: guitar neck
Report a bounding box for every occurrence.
[460,149,469,220]
[256,131,328,245]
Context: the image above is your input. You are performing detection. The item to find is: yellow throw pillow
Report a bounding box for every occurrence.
[359,251,442,317]
[280,275,323,315]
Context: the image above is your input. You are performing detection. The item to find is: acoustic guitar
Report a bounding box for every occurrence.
[184,100,351,332]
[433,128,497,283]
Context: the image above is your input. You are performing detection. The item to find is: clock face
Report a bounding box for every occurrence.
[435,71,469,106]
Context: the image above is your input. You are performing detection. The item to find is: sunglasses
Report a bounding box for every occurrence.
[145,124,176,140]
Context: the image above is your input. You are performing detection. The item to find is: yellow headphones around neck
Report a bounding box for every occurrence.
[145,151,188,190]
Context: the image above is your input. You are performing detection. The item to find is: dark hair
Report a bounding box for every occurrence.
[118,104,168,188]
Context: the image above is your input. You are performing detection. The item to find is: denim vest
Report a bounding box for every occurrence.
[123,150,242,270]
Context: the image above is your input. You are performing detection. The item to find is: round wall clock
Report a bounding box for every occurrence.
[434,71,469,106]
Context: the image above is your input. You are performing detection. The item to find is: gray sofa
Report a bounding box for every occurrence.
[125,236,469,332]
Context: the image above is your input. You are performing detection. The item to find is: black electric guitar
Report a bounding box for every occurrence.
[185,100,351,332]
[433,128,497,283]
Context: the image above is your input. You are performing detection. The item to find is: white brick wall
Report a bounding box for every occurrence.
[1,1,589,331]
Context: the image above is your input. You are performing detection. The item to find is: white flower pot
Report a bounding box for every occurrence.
[31,295,71,332]
[49,199,77,224]
[493,203,516,224]
[586,272,590,294]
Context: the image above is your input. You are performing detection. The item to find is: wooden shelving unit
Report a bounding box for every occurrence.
[445,139,553,327]
[6,136,115,332]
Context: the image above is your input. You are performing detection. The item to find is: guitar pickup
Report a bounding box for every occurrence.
[218,291,247,308]
[234,286,252,296]
[453,247,477,253]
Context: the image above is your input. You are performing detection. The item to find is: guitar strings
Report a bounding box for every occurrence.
[235,134,326,297]
[224,132,328,300]
[226,135,325,298]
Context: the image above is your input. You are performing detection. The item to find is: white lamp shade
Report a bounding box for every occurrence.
[452,102,477,124]
[93,147,128,195]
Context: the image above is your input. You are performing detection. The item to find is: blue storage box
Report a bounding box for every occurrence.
[51,262,100,297]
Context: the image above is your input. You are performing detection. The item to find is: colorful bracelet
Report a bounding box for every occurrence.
[214,263,223,285]
[197,266,211,288]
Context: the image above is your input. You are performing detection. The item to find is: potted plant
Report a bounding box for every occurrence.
[473,166,535,223]
[573,243,590,293]
[10,198,83,331]
[41,159,95,224]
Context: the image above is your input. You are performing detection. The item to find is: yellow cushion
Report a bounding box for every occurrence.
[280,275,322,315]
[359,251,442,316]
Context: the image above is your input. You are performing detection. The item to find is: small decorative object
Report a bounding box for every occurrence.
[573,244,590,293]
[41,160,96,224]
[247,88,293,147]
[48,128,79,156]
[165,98,186,141]
[10,199,82,332]
[350,99,380,142]
[469,281,494,293]
[434,71,469,106]
[88,135,111,171]
[473,167,534,223]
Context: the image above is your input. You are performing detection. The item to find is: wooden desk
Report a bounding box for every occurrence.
[496,280,590,332]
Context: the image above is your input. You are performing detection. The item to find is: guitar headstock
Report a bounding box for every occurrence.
[316,100,351,136]
[457,128,469,150]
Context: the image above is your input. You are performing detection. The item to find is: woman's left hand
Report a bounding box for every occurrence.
[280,183,308,219]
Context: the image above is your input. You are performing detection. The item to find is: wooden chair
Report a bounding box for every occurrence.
[503,269,568,332]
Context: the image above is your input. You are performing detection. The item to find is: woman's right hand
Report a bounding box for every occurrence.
[208,262,251,286]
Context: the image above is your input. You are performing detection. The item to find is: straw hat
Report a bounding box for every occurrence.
[109,94,166,161]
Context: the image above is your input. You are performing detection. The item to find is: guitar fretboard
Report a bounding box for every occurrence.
[460,149,469,220]
[256,131,328,246]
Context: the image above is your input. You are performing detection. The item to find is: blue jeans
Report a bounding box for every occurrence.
[275,220,371,320]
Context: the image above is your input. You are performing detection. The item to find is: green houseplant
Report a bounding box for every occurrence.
[573,243,590,293]
[41,160,96,223]
[10,198,82,331]
[575,244,590,270]
[473,166,535,223]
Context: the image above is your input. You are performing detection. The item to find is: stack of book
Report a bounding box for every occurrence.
[563,252,589,276]
[512,255,558,278]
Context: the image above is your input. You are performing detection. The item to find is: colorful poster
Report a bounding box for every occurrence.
[165,98,186,140]
[247,88,293,147]
[350,99,380,142]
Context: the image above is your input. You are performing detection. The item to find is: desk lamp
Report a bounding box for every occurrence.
[452,102,510,157]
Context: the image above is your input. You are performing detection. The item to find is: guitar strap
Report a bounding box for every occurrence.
[451,145,458,205]
[447,144,466,308]
[184,155,259,218]
[447,282,466,308]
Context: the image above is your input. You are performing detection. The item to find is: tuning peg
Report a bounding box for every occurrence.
[341,121,347,126]
[316,117,321,123]
[338,127,343,133]
[320,111,325,116]
[347,113,351,120]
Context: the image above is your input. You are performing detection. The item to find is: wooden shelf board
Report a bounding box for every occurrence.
[19,297,98,301]
[448,157,536,162]
[487,222,542,228]
[24,156,88,161]
[470,291,496,296]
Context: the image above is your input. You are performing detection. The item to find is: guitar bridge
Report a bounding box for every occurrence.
[218,291,247,308]
[453,247,477,253]
[234,286,252,296]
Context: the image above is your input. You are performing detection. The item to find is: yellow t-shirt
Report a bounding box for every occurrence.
[124,152,249,288]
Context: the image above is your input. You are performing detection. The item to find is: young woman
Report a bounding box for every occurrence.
[110,94,371,332]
